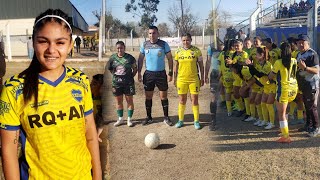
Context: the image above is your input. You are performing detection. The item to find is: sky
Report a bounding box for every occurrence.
[70,0,280,26]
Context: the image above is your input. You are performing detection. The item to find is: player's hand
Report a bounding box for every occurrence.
[298,60,306,70]
[226,59,232,65]
[200,79,204,86]
[245,59,252,65]
[138,73,142,82]
[168,75,173,82]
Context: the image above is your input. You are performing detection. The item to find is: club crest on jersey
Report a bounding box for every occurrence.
[158,51,162,57]
[191,51,194,55]
[72,90,83,102]
[0,100,10,115]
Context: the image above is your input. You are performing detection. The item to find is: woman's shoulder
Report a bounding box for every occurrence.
[3,74,24,88]
[65,66,88,80]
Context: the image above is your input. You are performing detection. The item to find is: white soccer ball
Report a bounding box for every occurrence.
[144,133,160,149]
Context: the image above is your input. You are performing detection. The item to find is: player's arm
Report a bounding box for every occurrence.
[0,40,6,88]
[198,56,205,86]
[166,51,173,82]
[85,113,102,180]
[137,53,145,82]
[173,60,179,86]
[205,54,212,84]
[1,129,20,180]
[132,59,138,77]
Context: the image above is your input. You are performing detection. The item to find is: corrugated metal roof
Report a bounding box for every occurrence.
[0,0,88,32]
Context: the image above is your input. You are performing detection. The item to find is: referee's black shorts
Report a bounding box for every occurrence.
[143,70,168,91]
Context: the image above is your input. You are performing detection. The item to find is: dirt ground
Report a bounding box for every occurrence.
[1,50,320,179]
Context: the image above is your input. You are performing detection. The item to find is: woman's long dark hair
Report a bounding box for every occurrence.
[256,47,269,61]
[280,42,292,71]
[18,9,72,107]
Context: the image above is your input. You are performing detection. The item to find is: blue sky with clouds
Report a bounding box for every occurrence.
[70,0,279,26]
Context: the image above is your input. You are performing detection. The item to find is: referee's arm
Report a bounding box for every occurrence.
[137,53,145,82]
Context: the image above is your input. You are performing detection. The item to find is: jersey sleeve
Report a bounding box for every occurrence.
[139,42,145,54]
[164,42,171,54]
[272,60,280,74]
[174,49,179,61]
[0,82,21,130]
[83,75,94,117]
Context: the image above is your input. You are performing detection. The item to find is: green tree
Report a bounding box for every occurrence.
[125,0,160,29]
[93,11,138,38]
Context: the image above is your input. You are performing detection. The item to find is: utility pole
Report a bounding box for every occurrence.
[212,0,217,49]
[180,0,184,33]
[98,0,106,61]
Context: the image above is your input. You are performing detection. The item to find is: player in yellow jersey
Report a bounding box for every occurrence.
[249,36,264,65]
[249,47,277,129]
[174,33,204,130]
[219,40,235,116]
[226,39,248,117]
[269,42,298,143]
[244,37,253,55]
[0,9,102,179]
[262,38,281,65]
[287,37,305,125]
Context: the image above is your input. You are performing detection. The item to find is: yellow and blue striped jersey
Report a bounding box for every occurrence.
[0,66,93,180]
[174,46,202,82]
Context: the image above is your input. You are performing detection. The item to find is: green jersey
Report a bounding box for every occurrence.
[108,53,136,87]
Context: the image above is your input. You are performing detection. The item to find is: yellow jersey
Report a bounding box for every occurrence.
[292,50,300,59]
[255,61,273,86]
[231,51,249,65]
[0,66,93,179]
[272,58,298,91]
[241,66,252,81]
[268,48,281,65]
[250,46,265,65]
[174,46,202,82]
[219,50,234,84]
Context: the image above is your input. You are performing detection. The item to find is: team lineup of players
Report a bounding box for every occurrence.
[107,25,320,143]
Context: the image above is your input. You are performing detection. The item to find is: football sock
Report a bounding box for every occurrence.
[250,103,256,118]
[280,120,289,138]
[256,104,263,120]
[117,109,123,120]
[178,103,186,121]
[145,99,152,119]
[226,101,232,113]
[289,102,297,116]
[161,99,169,117]
[193,105,199,122]
[266,103,275,124]
[261,102,268,122]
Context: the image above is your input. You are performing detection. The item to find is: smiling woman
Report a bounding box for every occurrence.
[0,9,102,180]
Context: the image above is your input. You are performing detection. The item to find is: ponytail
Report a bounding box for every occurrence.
[280,42,292,70]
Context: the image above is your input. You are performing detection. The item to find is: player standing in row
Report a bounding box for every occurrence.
[269,42,298,143]
[0,9,102,179]
[296,34,320,137]
[107,41,137,127]
[174,33,204,130]
[137,26,174,126]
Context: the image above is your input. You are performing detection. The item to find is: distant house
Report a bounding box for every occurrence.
[0,0,88,56]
